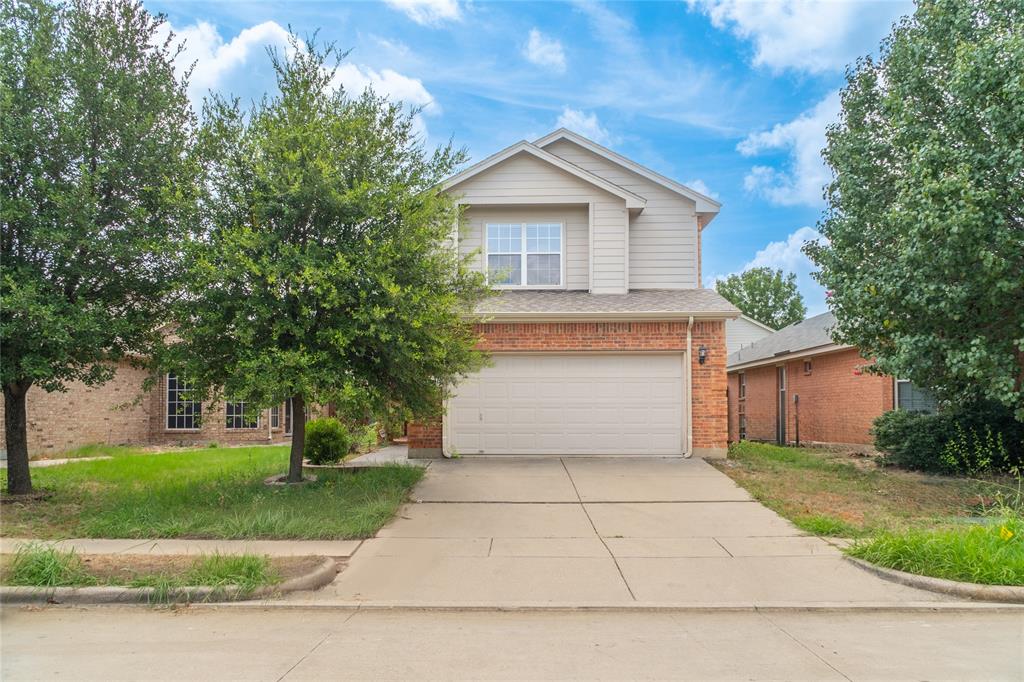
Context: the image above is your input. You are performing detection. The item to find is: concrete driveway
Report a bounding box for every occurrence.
[298,456,951,607]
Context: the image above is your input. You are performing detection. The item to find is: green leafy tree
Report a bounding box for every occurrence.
[715,267,807,329]
[806,0,1024,419]
[0,0,198,494]
[172,38,489,483]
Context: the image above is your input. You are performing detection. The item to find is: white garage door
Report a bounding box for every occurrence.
[447,354,685,456]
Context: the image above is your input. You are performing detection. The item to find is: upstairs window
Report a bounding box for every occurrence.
[486,222,562,287]
[166,374,201,430]
[226,401,259,429]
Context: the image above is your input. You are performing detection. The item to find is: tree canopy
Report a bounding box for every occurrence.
[715,267,807,330]
[806,0,1024,419]
[0,0,198,493]
[170,38,489,482]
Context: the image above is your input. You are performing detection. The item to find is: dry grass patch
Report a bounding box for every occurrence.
[714,441,1009,537]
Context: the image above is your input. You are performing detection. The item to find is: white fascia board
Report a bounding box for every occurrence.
[727,343,854,372]
[533,128,722,219]
[441,141,647,210]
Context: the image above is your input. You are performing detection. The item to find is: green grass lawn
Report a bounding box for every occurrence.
[2,445,423,540]
[715,441,1023,585]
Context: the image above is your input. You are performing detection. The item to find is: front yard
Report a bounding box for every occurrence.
[715,441,1023,585]
[1,445,423,540]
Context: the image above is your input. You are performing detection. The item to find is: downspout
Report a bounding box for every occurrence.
[685,315,694,458]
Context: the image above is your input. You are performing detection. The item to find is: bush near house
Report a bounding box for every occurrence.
[304,419,357,465]
[872,403,1024,474]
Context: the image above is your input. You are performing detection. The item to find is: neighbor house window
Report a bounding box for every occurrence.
[166,374,201,430]
[804,360,813,375]
[270,405,280,429]
[738,373,746,400]
[225,401,259,429]
[739,413,747,441]
[486,222,562,287]
[896,379,938,414]
[284,398,293,435]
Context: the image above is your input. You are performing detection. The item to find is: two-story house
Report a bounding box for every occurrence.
[407,129,740,460]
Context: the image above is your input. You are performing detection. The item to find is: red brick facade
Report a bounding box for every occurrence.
[0,362,294,457]
[409,319,729,457]
[728,348,894,446]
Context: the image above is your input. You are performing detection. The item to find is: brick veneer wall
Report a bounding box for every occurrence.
[409,319,729,457]
[727,347,894,446]
[0,359,152,456]
[0,363,292,457]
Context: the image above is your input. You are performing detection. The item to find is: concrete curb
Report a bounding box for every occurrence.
[0,558,337,606]
[186,600,1024,613]
[845,556,1024,604]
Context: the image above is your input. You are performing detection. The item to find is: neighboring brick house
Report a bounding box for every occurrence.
[409,128,738,459]
[0,360,297,457]
[727,312,936,447]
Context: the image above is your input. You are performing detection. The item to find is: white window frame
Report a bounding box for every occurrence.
[484,221,566,289]
[270,405,280,429]
[738,373,746,400]
[225,400,259,430]
[894,378,938,414]
[165,373,201,431]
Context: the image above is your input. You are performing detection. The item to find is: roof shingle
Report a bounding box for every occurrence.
[727,311,843,368]
[475,289,739,318]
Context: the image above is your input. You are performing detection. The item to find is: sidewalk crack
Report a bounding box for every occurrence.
[276,607,360,681]
[560,458,637,602]
[757,610,852,681]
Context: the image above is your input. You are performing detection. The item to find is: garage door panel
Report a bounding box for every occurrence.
[448,353,685,456]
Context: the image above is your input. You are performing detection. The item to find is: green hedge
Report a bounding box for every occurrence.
[872,403,1024,474]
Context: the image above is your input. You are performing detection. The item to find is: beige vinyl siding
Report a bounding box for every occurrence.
[461,206,588,289]
[725,316,774,356]
[450,151,628,294]
[543,140,699,289]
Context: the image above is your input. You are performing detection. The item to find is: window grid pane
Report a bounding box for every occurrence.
[226,401,259,429]
[526,254,560,285]
[488,254,522,285]
[526,224,561,253]
[166,374,201,430]
[270,406,280,429]
[486,224,521,254]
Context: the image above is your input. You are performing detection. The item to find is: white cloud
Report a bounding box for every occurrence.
[556,107,611,145]
[162,21,439,139]
[684,178,718,199]
[330,63,439,140]
[383,0,461,26]
[686,0,911,73]
[737,91,840,207]
[523,29,566,73]
[707,226,828,315]
[331,64,439,114]
[162,20,293,106]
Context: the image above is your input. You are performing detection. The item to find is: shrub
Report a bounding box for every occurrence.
[873,402,1024,474]
[304,418,355,465]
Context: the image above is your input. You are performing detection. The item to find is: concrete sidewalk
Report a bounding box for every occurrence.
[4,606,1022,680]
[0,537,361,558]
[286,456,960,607]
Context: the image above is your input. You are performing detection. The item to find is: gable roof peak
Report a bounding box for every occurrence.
[534,128,722,220]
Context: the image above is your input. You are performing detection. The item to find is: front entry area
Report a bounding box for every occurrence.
[446,353,685,456]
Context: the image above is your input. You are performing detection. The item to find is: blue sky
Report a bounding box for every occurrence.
[146,0,913,314]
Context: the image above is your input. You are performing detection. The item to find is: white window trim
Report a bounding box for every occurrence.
[484,221,566,289]
[165,373,202,431]
[738,372,746,400]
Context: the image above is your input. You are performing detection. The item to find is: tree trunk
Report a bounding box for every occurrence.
[287,394,305,483]
[4,381,33,495]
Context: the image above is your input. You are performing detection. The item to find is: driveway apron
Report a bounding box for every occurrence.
[297,456,952,606]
